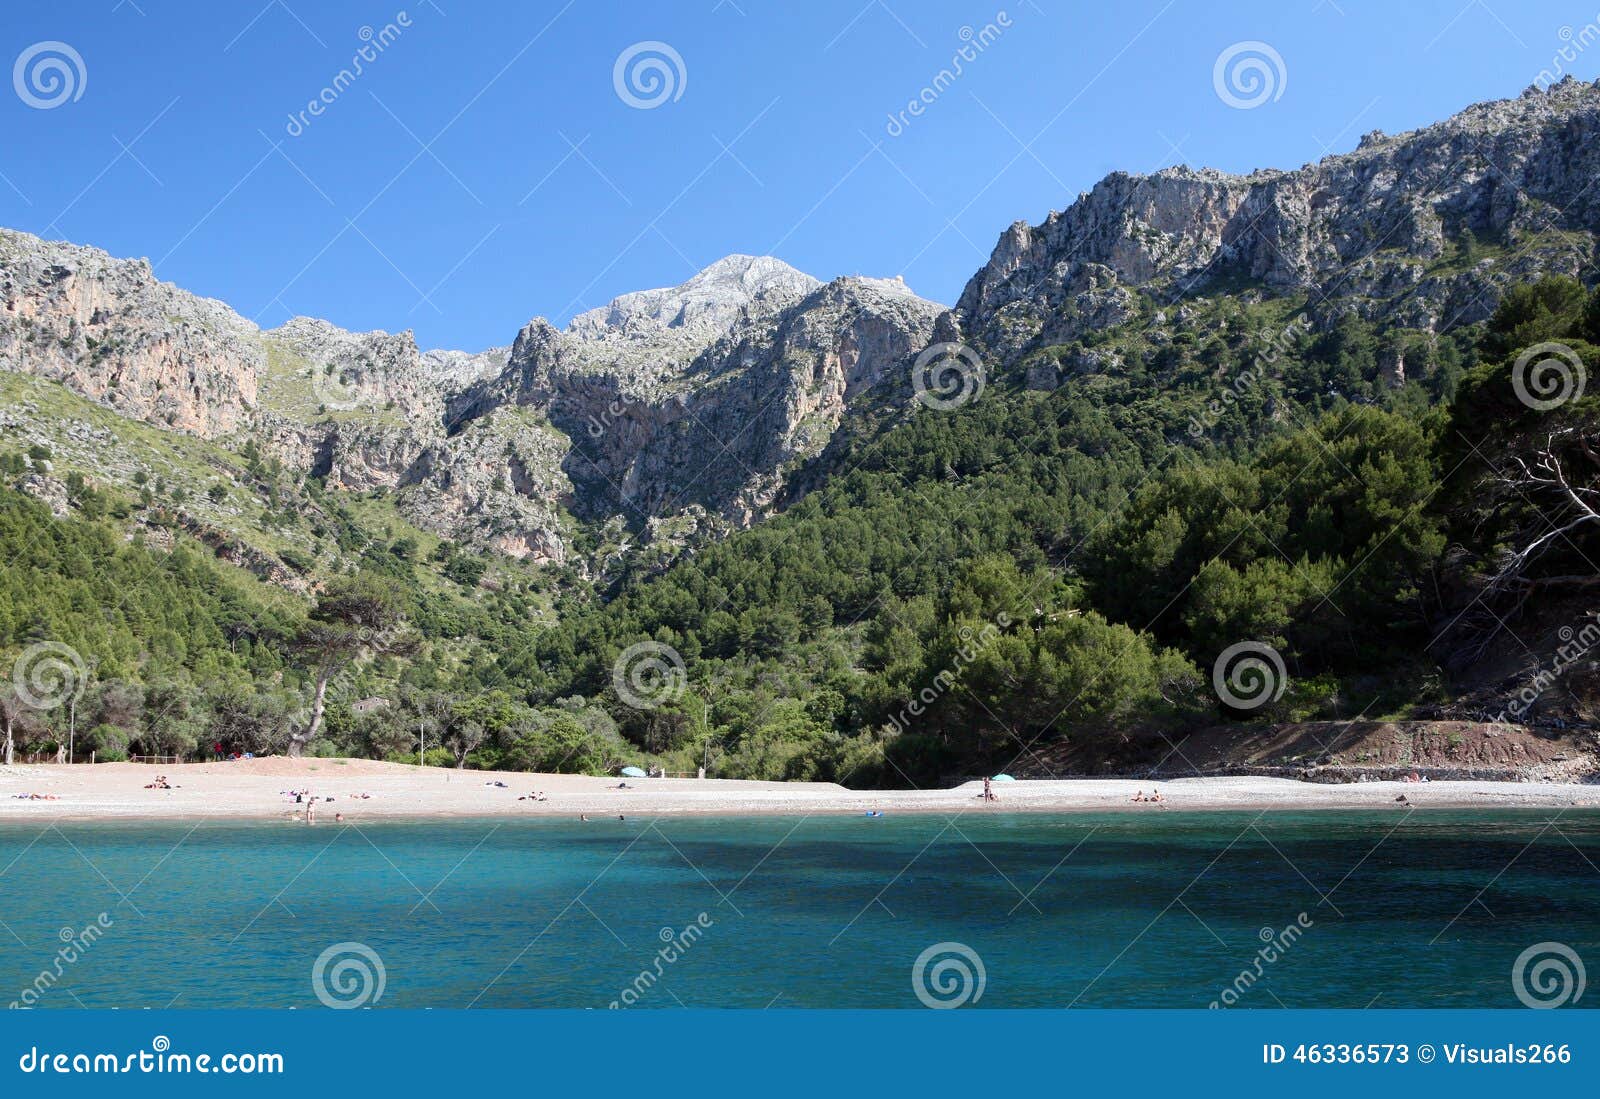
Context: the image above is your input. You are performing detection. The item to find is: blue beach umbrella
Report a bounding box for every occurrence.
[620,766,647,778]
[991,773,1016,782]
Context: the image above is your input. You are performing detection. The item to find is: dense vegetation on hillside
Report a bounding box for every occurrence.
[3,277,1596,782]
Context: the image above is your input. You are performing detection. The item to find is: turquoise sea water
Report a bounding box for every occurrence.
[1,811,1596,1009]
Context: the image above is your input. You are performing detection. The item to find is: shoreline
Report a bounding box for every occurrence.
[2,759,1597,821]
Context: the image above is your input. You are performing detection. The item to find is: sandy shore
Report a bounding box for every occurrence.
[0,758,1597,821]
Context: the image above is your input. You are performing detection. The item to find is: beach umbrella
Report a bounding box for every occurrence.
[991,773,1016,782]
[620,766,647,778]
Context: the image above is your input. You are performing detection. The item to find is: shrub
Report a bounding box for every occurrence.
[87,724,130,763]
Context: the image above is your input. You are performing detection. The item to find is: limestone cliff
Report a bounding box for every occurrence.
[9,79,1600,571]
[952,77,1600,355]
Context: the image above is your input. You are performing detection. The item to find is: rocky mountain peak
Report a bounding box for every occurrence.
[566,254,820,343]
[954,78,1600,356]
[825,273,925,301]
[269,315,419,361]
[1,227,262,436]
[420,345,511,393]
[11,81,1600,576]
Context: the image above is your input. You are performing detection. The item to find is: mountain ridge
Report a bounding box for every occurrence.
[951,75,1600,361]
[7,77,1600,578]
[5,77,1600,783]
[0,229,946,566]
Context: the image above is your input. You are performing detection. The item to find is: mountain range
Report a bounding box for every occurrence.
[8,78,1600,583]
[4,77,1600,781]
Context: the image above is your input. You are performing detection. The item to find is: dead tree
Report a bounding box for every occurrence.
[1448,428,1600,664]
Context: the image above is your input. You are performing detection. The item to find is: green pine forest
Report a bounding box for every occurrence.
[3,276,1597,785]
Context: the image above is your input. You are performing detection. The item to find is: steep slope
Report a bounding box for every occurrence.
[5,79,1600,783]
[1,230,945,569]
[8,79,1600,579]
[0,227,261,436]
[452,266,943,532]
[951,76,1600,358]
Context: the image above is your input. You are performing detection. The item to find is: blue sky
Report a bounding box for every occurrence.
[0,0,1591,351]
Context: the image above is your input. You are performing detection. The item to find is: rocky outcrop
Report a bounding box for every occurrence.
[10,78,1600,569]
[253,317,448,502]
[452,263,943,528]
[1,234,943,563]
[403,405,571,562]
[0,228,261,435]
[567,254,820,346]
[952,76,1600,354]
[265,316,446,429]
[420,345,509,395]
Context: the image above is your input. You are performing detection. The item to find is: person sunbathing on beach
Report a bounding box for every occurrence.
[1131,790,1144,802]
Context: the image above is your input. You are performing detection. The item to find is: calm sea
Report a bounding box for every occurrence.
[1,811,1596,1009]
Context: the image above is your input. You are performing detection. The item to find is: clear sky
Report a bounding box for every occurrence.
[0,0,1591,351]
